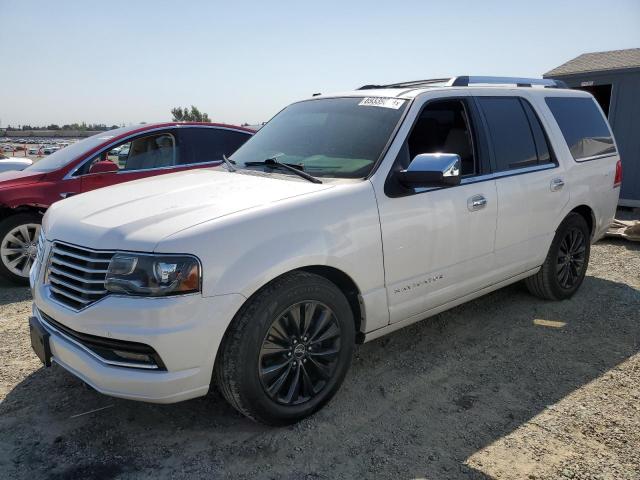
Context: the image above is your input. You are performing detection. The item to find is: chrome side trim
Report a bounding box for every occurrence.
[35,308,159,370]
[114,160,222,175]
[460,162,557,186]
[574,152,618,163]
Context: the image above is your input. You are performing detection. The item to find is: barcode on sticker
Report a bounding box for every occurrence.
[358,97,406,109]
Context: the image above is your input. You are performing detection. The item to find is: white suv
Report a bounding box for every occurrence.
[29,77,621,424]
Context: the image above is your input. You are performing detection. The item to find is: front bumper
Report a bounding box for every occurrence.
[32,280,246,404]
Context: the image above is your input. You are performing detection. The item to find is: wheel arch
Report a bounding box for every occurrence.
[297,265,365,343]
[226,265,367,346]
[568,204,595,239]
[0,205,45,223]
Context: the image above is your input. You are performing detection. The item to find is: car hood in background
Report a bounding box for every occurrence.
[0,158,33,172]
[45,168,334,251]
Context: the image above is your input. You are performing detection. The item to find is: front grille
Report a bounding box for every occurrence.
[46,242,114,310]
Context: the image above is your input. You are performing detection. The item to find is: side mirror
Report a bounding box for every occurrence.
[89,160,119,175]
[397,153,461,188]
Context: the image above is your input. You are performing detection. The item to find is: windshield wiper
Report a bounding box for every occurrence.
[245,157,322,184]
[222,154,236,172]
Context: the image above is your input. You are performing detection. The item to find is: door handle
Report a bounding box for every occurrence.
[550,178,565,192]
[467,194,487,212]
[60,192,77,199]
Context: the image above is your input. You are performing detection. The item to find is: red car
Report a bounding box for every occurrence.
[0,122,254,284]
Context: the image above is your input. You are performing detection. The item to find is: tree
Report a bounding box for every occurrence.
[171,105,211,122]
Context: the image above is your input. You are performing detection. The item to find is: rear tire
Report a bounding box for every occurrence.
[525,213,590,300]
[215,271,355,425]
[0,213,42,285]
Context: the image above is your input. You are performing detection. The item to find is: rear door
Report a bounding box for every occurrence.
[176,126,252,166]
[475,95,569,277]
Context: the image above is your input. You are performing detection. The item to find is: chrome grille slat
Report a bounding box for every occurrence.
[50,257,109,274]
[48,266,106,284]
[49,276,108,295]
[51,247,112,264]
[49,285,94,304]
[46,242,114,310]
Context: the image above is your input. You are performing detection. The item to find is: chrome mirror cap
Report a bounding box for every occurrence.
[398,153,462,188]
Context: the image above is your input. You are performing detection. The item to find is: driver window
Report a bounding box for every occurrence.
[80,133,177,175]
[404,100,477,176]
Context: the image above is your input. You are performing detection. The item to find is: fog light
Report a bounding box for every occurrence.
[112,350,154,363]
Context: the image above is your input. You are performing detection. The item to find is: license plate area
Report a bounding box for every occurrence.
[29,316,52,367]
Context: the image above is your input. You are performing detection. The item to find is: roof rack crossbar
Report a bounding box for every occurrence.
[357,76,568,90]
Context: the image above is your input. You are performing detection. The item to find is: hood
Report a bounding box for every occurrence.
[45,168,334,250]
[0,169,45,188]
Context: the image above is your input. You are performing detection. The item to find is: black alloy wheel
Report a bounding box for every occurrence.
[556,227,586,289]
[524,212,591,300]
[259,301,341,405]
[215,271,355,425]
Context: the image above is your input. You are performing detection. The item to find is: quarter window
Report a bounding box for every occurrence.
[545,97,616,160]
[178,128,251,165]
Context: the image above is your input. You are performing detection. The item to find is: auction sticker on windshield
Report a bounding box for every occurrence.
[358,97,406,109]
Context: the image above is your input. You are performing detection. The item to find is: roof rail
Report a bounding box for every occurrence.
[450,76,568,88]
[358,78,451,90]
[358,76,568,90]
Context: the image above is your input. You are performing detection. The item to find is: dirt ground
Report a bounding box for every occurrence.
[1,225,639,479]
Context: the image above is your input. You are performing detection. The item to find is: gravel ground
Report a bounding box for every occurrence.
[1,222,639,479]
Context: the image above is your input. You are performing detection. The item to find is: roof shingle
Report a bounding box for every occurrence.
[544,48,640,77]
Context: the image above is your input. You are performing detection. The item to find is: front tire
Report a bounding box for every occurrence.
[215,271,355,425]
[0,213,42,285]
[525,213,591,300]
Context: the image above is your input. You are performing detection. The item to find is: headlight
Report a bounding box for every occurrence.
[105,253,200,296]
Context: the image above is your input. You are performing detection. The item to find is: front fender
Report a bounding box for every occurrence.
[156,181,389,331]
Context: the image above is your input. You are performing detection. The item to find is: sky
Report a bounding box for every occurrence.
[0,0,639,127]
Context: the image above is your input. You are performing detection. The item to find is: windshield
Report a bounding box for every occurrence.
[25,126,132,172]
[230,97,408,178]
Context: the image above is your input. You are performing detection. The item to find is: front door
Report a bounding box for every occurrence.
[375,97,498,324]
[80,131,179,193]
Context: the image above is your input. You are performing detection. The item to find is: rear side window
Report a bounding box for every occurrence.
[179,128,251,165]
[478,97,551,171]
[545,97,616,161]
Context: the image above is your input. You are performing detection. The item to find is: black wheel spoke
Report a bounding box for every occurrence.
[286,305,302,337]
[259,300,341,406]
[301,302,317,338]
[308,347,340,359]
[310,323,341,345]
[307,356,332,379]
[283,365,302,404]
[300,363,316,396]
[266,363,292,396]
[261,359,289,379]
[556,227,586,289]
[309,310,332,342]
